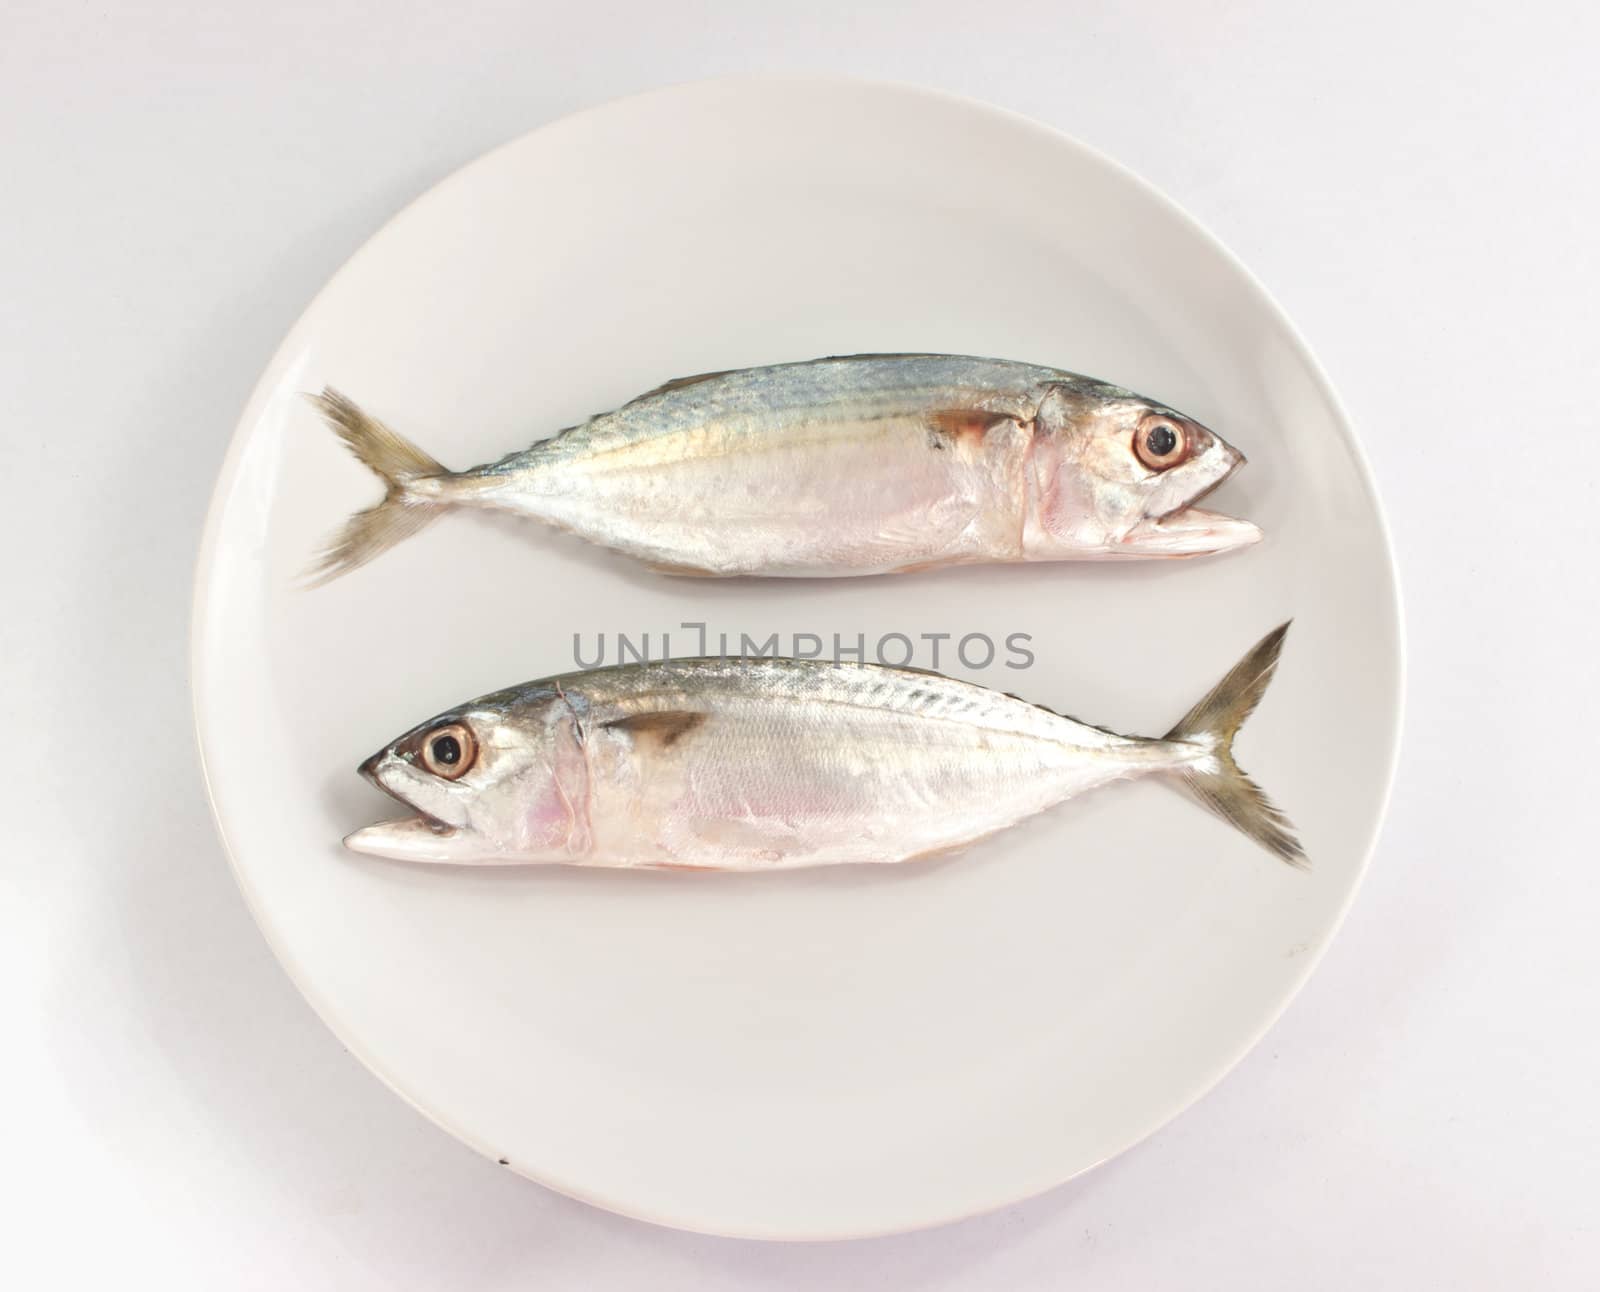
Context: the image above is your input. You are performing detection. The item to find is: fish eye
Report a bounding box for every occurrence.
[1134,416,1191,471]
[419,722,477,780]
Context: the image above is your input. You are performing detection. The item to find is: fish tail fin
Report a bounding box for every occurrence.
[1163,621,1306,868]
[304,388,452,585]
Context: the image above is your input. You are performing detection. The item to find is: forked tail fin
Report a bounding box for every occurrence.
[1165,621,1306,867]
[305,389,452,585]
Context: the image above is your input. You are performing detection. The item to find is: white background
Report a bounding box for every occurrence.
[3,2,1595,1287]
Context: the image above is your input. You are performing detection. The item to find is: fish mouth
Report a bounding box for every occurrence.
[1116,506,1263,557]
[345,752,474,861]
[343,814,466,859]
[1119,449,1260,557]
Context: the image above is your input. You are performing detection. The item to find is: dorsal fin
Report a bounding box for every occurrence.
[1003,692,1124,739]
[627,354,970,407]
[624,369,739,406]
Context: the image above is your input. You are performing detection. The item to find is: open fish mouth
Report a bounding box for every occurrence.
[344,752,474,861]
[1116,505,1263,557]
[1114,451,1261,557]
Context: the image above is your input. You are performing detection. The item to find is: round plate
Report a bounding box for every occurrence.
[193,78,1401,1239]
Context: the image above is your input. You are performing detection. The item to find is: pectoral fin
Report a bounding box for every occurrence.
[925,409,1016,449]
[602,710,707,749]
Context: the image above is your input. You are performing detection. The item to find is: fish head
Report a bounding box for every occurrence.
[344,684,590,863]
[1028,381,1261,558]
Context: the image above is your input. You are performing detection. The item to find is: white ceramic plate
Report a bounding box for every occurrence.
[193,78,1401,1239]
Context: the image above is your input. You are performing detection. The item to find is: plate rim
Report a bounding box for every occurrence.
[190,74,1406,1240]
